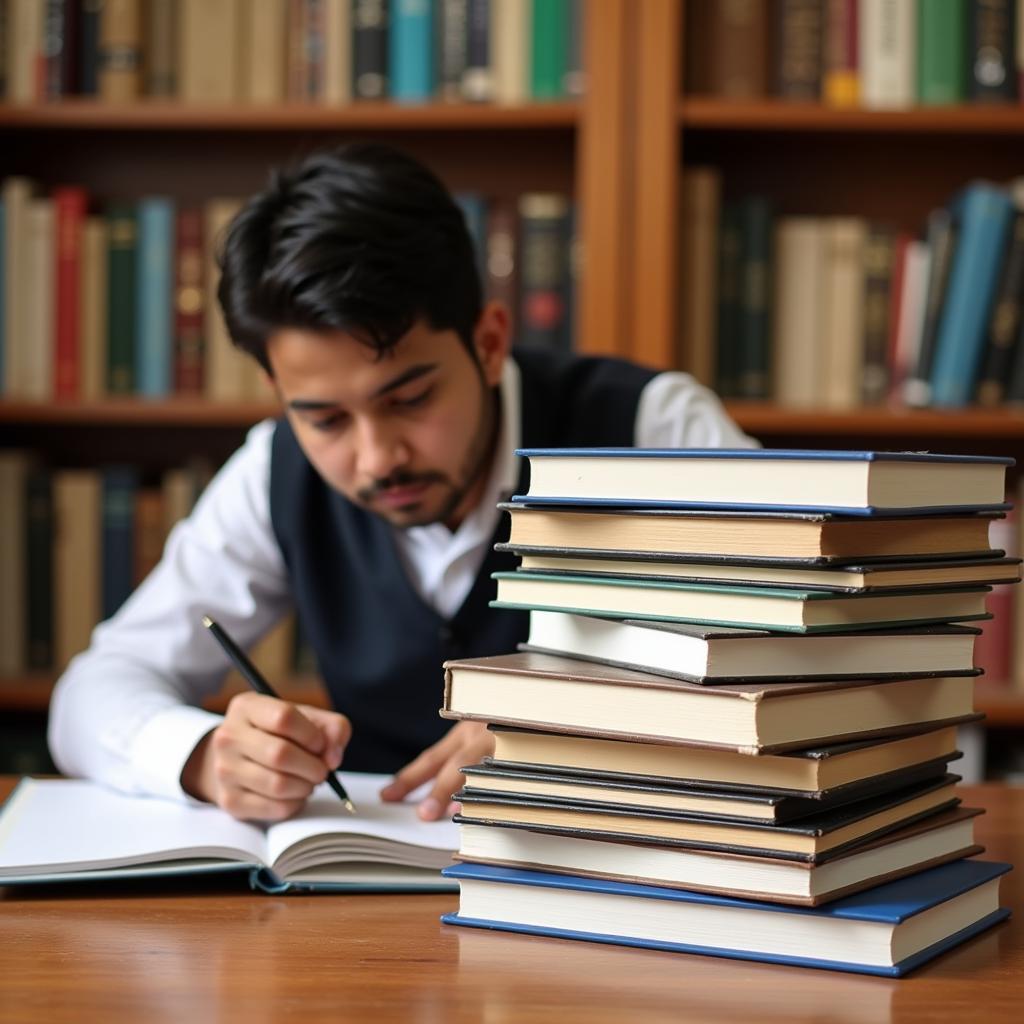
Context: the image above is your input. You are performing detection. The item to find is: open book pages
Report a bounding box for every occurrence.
[0,774,457,890]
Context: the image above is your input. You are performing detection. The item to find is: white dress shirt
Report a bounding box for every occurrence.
[48,359,757,801]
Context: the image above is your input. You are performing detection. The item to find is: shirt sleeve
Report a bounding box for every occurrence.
[47,418,292,803]
[634,371,761,449]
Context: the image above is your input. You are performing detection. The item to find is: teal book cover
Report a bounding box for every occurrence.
[390,0,434,101]
[930,183,1016,407]
[135,197,174,398]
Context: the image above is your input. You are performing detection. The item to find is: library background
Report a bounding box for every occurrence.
[1,0,1023,780]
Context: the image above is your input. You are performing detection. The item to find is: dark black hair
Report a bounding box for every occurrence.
[217,143,482,374]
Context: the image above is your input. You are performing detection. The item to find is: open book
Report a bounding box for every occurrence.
[0,774,457,892]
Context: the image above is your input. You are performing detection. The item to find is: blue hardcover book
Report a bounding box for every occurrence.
[101,466,138,620]
[930,183,1016,407]
[390,0,434,102]
[455,191,487,284]
[512,448,1013,516]
[442,859,1011,976]
[135,197,175,398]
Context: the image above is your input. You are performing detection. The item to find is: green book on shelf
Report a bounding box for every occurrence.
[105,203,137,395]
[530,0,568,99]
[917,0,967,104]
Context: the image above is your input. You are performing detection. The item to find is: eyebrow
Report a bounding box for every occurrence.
[287,363,438,411]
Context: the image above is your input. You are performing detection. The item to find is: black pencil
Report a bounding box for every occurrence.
[202,615,356,814]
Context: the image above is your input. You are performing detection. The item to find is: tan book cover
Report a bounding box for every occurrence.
[145,0,178,96]
[24,199,55,401]
[677,167,721,386]
[240,0,288,102]
[7,0,42,103]
[161,468,194,536]
[772,218,826,408]
[2,177,33,397]
[323,0,352,104]
[821,217,868,409]
[0,452,31,676]
[491,0,528,104]
[202,198,248,401]
[179,0,240,103]
[99,0,142,102]
[133,487,165,585]
[54,471,102,671]
[79,217,108,400]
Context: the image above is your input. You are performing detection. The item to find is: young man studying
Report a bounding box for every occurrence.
[48,144,756,824]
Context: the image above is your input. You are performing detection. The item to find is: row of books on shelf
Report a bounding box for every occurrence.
[440,446,1018,974]
[0,176,575,401]
[0,448,316,682]
[3,0,583,107]
[680,170,1024,409]
[687,0,1024,108]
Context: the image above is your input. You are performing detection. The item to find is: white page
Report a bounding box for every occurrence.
[0,779,266,875]
[264,772,458,869]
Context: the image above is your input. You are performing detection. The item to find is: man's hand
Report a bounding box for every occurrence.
[180,692,351,821]
[379,719,494,821]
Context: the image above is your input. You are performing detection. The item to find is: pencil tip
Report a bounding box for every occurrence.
[344,800,357,815]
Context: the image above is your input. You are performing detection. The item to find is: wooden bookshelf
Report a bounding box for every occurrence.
[0,100,581,132]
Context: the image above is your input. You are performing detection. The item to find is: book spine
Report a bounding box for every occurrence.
[967,0,1018,101]
[54,471,102,669]
[517,193,570,351]
[42,0,66,99]
[435,0,466,102]
[462,0,492,100]
[0,0,7,98]
[1019,0,1024,100]
[976,210,1024,405]
[491,0,527,104]
[25,467,53,671]
[530,0,567,100]
[243,0,287,102]
[79,0,101,95]
[133,487,165,585]
[0,201,4,394]
[61,0,80,94]
[174,209,205,395]
[563,0,585,97]
[7,0,43,103]
[861,224,895,404]
[106,203,136,396]
[101,467,137,621]
[975,510,1017,683]
[98,0,141,102]
[80,216,108,400]
[179,0,240,103]
[704,0,769,98]
[860,0,916,108]
[904,208,957,406]
[390,0,434,102]
[736,197,773,399]
[305,0,326,100]
[135,197,174,398]
[715,203,743,398]
[287,0,307,100]
[24,200,55,401]
[2,178,32,398]
[145,0,178,96]
[53,186,88,400]
[322,0,352,103]
[885,233,911,398]
[931,184,1016,406]
[202,199,247,401]
[823,0,859,106]
[821,217,867,409]
[352,0,390,99]
[485,199,519,329]
[774,0,823,100]
[917,0,968,104]
[0,455,29,676]
[889,237,931,402]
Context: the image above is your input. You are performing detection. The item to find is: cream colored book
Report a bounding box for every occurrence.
[54,471,102,670]
[24,199,55,401]
[99,0,142,102]
[772,218,826,408]
[821,217,867,409]
[240,0,288,102]
[7,0,42,103]
[859,0,916,109]
[323,0,353,104]
[491,0,528,104]
[678,167,721,386]
[79,216,108,401]
[179,0,241,102]
[203,198,248,401]
[2,177,33,397]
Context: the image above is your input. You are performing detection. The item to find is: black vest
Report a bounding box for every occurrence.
[269,348,658,772]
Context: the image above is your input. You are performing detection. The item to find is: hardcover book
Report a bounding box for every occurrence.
[441,859,1011,976]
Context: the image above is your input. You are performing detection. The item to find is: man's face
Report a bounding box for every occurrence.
[266,311,507,531]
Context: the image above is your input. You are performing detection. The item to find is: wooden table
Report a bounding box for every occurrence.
[1,779,1021,1024]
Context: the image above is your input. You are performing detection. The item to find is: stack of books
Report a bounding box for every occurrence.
[439,449,1019,976]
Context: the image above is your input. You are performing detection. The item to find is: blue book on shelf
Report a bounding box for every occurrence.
[929,182,1016,407]
[135,197,175,397]
[101,466,138,620]
[455,192,487,284]
[511,448,1013,516]
[390,0,434,102]
[442,860,1011,977]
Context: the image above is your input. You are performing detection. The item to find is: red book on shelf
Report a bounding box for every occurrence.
[53,186,88,399]
[885,232,911,400]
[174,209,205,395]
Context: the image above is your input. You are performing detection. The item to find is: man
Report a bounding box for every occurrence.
[49,144,756,823]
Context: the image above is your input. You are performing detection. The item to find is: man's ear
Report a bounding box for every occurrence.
[472,300,512,388]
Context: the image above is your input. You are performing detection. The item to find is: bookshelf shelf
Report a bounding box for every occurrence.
[726,405,1024,441]
[0,399,280,428]
[0,100,581,132]
[680,99,1024,136]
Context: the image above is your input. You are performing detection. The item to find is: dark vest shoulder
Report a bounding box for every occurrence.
[269,349,658,772]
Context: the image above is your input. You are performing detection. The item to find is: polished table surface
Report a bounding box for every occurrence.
[1,778,1022,1024]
